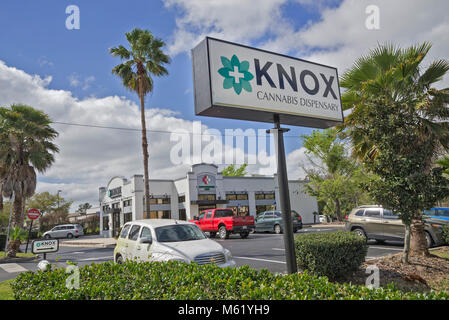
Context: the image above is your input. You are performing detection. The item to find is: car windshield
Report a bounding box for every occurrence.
[155,224,207,242]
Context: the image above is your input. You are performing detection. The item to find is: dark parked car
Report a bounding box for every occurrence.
[345,205,445,247]
[255,210,303,234]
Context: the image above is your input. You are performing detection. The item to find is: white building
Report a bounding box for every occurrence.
[99,163,318,237]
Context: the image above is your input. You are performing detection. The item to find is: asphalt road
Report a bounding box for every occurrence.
[0,227,406,281]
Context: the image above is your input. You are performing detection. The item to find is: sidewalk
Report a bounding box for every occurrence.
[60,236,116,248]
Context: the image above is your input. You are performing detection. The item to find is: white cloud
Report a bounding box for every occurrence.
[0,61,303,211]
[163,0,289,55]
[166,0,449,87]
[267,0,449,87]
[68,73,96,90]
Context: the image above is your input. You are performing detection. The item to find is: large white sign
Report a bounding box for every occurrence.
[192,37,343,128]
[32,239,59,254]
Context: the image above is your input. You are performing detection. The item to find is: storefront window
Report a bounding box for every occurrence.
[149,197,171,204]
[149,210,171,219]
[124,212,132,223]
[255,192,275,200]
[179,209,186,220]
[198,194,216,201]
[256,205,274,214]
[236,193,248,200]
[102,216,109,231]
[226,194,237,200]
[227,206,249,216]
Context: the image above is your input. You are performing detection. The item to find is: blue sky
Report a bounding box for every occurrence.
[0,0,333,154]
[0,0,448,209]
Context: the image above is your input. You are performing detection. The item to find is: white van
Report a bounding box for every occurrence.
[113,219,235,267]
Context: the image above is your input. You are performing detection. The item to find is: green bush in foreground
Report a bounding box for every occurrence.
[11,261,449,300]
[294,231,368,280]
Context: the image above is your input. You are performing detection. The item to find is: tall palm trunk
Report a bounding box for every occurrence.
[402,223,411,264]
[410,215,430,256]
[137,63,151,218]
[7,194,24,257]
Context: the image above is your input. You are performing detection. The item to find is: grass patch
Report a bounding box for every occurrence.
[431,248,449,260]
[0,251,35,260]
[0,280,14,300]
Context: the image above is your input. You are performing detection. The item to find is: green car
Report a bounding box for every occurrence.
[255,210,303,234]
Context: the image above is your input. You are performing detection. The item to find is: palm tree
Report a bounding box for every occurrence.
[0,104,59,257]
[340,43,449,261]
[110,28,170,218]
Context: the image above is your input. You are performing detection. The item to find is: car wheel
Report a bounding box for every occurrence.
[67,233,73,239]
[274,224,282,234]
[44,234,51,239]
[352,228,367,241]
[240,231,249,239]
[209,232,216,238]
[219,226,229,239]
[293,228,298,233]
[116,255,123,264]
[425,232,434,248]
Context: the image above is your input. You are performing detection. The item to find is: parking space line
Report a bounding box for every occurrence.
[79,256,112,261]
[272,248,285,251]
[233,256,286,264]
[0,263,28,273]
[369,246,403,251]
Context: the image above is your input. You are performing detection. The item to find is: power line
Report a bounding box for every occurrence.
[52,121,306,138]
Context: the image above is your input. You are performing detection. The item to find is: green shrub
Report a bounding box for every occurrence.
[442,225,449,244]
[294,231,368,280]
[11,261,448,300]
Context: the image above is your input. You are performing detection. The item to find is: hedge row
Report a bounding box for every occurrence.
[11,261,449,300]
[294,231,368,280]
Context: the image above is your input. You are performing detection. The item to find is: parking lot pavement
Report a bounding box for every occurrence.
[0,245,114,282]
[214,231,407,273]
[0,229,409,281]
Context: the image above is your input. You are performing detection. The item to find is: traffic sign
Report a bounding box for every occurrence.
[31,239,59,254]
[27,208,41,220]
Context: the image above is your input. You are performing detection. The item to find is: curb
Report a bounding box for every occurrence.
[0,256,39,264]
[59,242,116,248]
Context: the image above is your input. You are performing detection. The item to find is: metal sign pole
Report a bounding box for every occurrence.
[268,114,297,274]
[25,219,33,253]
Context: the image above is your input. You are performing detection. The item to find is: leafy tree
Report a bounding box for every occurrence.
[301,128,373,221]
[0,105,59,257]
[76,202,92,214]
[110,28,170,218]
[340,42,449,263]
[26,192,72,232]
[221,164,248,177]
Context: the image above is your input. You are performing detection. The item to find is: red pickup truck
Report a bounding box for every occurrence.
[190,208,255,239]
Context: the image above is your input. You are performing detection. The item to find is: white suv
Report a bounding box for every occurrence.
[113,219,236,267]
[43,224,84,239]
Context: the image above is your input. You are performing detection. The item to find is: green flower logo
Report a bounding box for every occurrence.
[218,55,254,95]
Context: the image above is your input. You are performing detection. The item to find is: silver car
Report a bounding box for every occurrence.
[43,224,84,239]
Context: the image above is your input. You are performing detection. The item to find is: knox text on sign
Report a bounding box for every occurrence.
[192,37,343,128]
